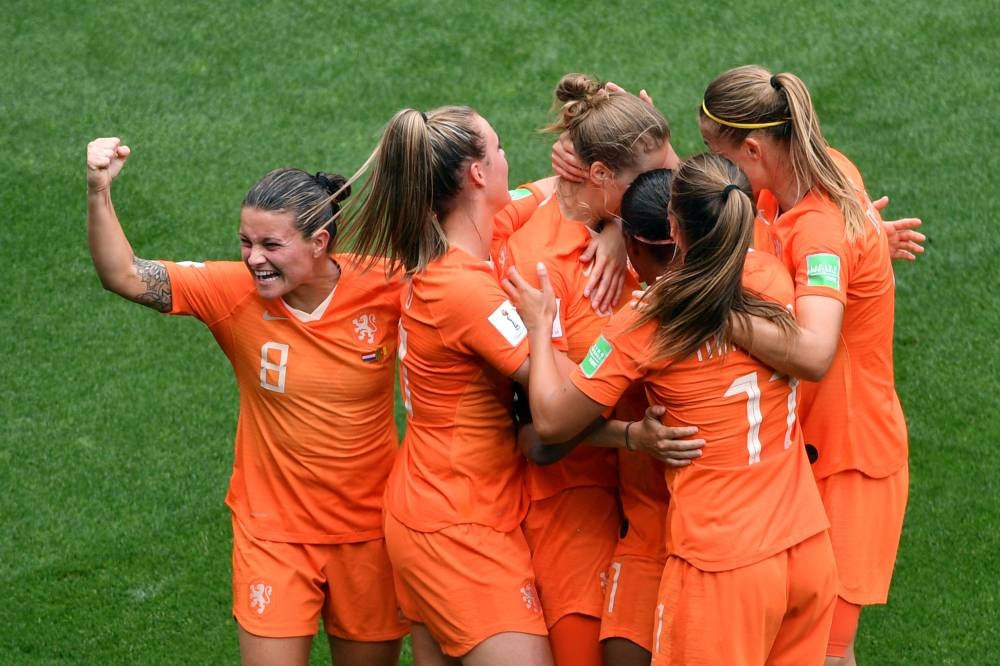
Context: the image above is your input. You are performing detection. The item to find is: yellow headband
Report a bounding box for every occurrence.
[701,100,788,129]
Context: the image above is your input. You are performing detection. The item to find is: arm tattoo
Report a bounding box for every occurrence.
[133,258,173,312]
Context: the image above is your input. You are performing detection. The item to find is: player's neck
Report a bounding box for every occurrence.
[768,156,806,214]
[283,257,341,313]
[443,199,494,261]
[556,180,603,229]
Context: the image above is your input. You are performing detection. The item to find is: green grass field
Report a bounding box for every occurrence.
[2,1,998,663]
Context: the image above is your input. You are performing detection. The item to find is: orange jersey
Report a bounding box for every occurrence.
[500,195,638,499]
[162,255,403,544]
[614,448,668,560]
[742,248,795,309]
[501,195,642,361]
[491,181,548,258]
[752,214,773,252]
[611,250,792,563]
[611,385,669,562]
[570,264,827,572]
[756,149,908,479]
[384,246,531,533]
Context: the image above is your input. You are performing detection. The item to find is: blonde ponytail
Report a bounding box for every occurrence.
[638,153,796,359]
[341,106,485,274]
[701,65,867,241]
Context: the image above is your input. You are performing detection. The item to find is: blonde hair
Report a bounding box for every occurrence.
[341,106,486,275]
[545,73,670,175]
[700,65,867,241]
[638,153,796,359]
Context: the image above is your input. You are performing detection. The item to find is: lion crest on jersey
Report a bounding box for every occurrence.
[353,313,377,344]
[248,581,272,616]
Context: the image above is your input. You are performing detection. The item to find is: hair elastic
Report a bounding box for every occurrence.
[420,111,428,122]
[770,75,782,90]
[722,183,742,197]
[701,100,788,129]
[631,234,675,246]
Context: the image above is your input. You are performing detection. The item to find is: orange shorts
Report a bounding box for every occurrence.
[384,512,547,657]
[231,515,409,640]
[599,554,664,652]
[816,463,909,605]
[652,531,836,666]
[521,486,619,627]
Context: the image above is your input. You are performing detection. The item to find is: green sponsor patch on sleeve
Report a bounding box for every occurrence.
[580,335,613,378]
[806,253,841,290]
[509,187,532,201]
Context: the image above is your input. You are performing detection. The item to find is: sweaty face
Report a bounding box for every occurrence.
[239,208,319,301]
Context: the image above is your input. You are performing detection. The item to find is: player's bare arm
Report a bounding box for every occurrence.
[87,137,174,312]
[132,258,172,312]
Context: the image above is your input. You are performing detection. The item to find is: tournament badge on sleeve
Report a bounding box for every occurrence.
[488,300,528,346]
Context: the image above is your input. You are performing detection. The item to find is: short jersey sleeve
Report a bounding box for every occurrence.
[492,182,546,249]
[569,307,652,407]
[435,264,530,378]
[162,260,251,324]
[743,249,795,311]
[504,254,569,355]
[499,197,575,354]
[786,209,850,306]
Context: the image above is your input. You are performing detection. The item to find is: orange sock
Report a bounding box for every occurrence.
[826,597,862,658]
[548,613,602,666]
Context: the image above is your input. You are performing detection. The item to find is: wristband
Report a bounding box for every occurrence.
[624,420,636,450]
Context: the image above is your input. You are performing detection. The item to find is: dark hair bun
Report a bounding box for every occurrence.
[314,172,351,203]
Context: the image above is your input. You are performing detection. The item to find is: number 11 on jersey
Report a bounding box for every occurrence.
[724,371,798,465]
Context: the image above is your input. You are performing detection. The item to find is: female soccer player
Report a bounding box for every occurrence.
[549,90,925,264]
[602,167,805,666]
[498,73,689,666]
[505,153,838,666]
[86,138,408,666]
[601,168,677,666]
[341,105,694,666]
[698,66,910,666]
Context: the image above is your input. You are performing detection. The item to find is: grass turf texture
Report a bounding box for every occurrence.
[2,0,997,663]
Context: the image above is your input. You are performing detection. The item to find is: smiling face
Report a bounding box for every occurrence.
[239,207,326,301]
